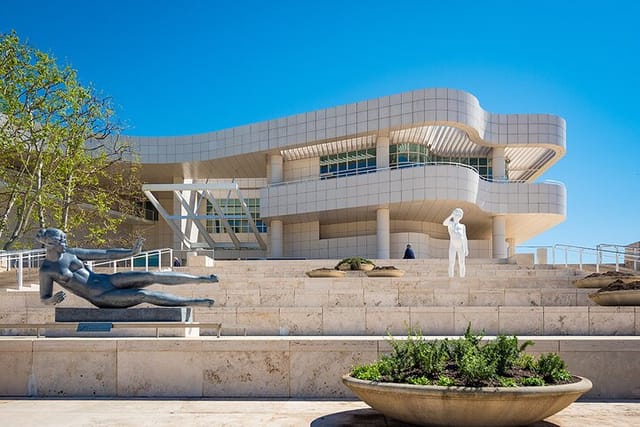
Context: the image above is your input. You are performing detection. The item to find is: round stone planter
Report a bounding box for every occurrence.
[365,268,405,277]
[573,276,639,288]
[589,289,640,306]
[305,269,346,278]
[342,375,592,427]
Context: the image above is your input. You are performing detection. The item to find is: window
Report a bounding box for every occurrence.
[390,143,428,168]
[389,143,495,179]
[206,198,267,234]
[320,148,376,179]
[431,155,494,179]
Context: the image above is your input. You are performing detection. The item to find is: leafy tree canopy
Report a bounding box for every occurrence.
[0,31,142,250]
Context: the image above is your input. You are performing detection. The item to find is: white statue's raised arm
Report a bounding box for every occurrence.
[443,208,468,278]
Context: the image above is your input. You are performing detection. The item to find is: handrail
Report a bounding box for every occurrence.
[267,161,566,188]
[88,248,174,273]
[0,249,46,290]
[1,247,175,290]
[517,243,640,272]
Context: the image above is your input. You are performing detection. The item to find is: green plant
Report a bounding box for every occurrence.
[349,325,577,388]
[536,353,571,383]
[520,376,545,386]
[335,257,375,270]
[459,351,496,385]
[497,376,517,387]
[436,375,455,386]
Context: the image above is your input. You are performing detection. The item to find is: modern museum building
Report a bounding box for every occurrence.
[133,88,566,260]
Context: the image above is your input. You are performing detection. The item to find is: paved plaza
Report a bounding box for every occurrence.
[1,398,639,426]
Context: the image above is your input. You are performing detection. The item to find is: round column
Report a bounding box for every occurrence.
[376,208,390,259]
[506,237,515,258]
[492,215,507,259]
[270,219,283,258]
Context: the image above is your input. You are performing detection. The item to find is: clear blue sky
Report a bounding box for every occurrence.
[2,0,639,250]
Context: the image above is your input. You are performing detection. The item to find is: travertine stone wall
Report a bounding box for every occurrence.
[1,336,638,399]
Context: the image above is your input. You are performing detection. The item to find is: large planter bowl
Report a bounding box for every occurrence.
[342,375,592,427]
[365,268,405,277]
[305,269,346,278]
[589,289,640,306]
[573,276,639,288]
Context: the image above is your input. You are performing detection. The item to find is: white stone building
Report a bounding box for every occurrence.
[134,88,566,259]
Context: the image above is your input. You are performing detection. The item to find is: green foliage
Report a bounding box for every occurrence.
[536,353,571,383]
[350,363,382,381]
[436,375,455,386]
[516,353,537,371]
[520,376,546,386]
[349,325,576,388]
[335,257,375,270]
[497,377,517,387]
[459,351,496,385]
[0,31,142,249]
[482,334,533,376]
[407,376,430,385]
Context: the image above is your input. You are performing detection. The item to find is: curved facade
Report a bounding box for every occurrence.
[134,88,566,259]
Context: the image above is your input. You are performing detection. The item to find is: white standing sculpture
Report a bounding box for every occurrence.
[443,208,469,278]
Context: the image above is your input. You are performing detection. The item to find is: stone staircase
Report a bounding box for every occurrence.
[2,258,640,399]
[3,258,636,337]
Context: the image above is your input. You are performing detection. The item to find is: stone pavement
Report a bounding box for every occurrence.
[1,398,640,426]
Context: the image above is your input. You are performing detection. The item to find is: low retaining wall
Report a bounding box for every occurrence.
[1,336,639,399]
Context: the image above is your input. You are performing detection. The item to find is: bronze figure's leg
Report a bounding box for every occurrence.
[107,271,218,289]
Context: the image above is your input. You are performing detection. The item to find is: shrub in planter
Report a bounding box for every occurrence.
[350,325,573,387]
[343,326,591,426]
[335,257,375,271]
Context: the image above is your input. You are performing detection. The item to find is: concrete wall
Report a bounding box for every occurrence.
[1,336,638,399]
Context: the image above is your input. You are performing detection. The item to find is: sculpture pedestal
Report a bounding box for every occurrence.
[52,307,199,337]
[55,307,193,322]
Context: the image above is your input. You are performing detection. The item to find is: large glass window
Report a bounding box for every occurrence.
[206,198,267,234]
[320,148,376,178]
[431,155,494,179]
[390,143,428,168]
[389,143,494,179]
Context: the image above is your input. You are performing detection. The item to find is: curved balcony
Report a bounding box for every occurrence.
[261,163,565,243]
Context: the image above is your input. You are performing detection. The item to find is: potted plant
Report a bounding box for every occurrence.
[335,257,375,271]
[365,265,405,277]
[589,278,640,305]
[342,326,592,427]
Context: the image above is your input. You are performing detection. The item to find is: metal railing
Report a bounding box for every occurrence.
[517,243,640,272]
[268,161,566,188]
[87,248,175,273]
[1,247,176,290]
[0,248,46,290]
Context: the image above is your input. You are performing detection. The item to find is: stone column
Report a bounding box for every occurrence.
[506,237,515,258]
[376,133,390,169]
[492,215,507,259]
[492,147,506,181]
[270,219,283,258]
[376,207,390,259]
[268,154,283,184]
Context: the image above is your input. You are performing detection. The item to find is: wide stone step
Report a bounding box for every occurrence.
[3,295,634,337]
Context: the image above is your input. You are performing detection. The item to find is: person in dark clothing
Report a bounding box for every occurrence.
[403,243,415,259]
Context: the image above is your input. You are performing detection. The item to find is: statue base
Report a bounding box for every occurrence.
[55,307,193,322]
[52,307,198,337]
